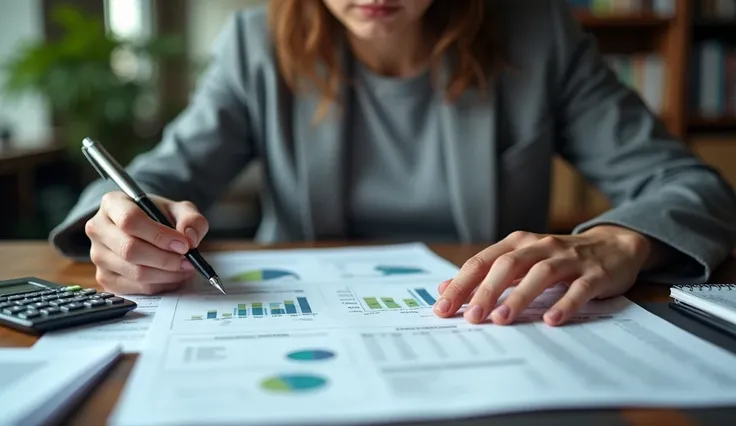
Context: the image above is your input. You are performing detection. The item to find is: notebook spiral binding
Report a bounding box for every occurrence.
[673,284,736,291]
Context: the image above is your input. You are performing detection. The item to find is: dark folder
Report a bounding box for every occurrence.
[669,300,736,340]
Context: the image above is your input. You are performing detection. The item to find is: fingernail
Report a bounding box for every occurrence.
[491,304,510,321]
[434,298,451,313]
[545,308,563,324]
[464,305,484,323]
[169,240,188,254]
[181,259,194,271]
[185,228,198,246]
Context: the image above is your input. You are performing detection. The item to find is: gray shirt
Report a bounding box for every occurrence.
[347,61,457,241]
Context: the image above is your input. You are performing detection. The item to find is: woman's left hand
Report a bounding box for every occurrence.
[432,225,657,326]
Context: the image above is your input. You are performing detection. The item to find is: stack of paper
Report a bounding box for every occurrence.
[100,243,736,426]
[33,295,161,353]
[1,344,121,426]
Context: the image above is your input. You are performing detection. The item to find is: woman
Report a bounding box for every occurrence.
[50,0,736,327]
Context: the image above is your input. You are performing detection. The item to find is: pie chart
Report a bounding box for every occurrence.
[286,349,336,362]
[260,374,328,393]
[375,265,426,276]
[229,269,299,282]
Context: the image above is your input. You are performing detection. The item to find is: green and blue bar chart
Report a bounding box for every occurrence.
[189,297,313,320]
[361,288,437,311]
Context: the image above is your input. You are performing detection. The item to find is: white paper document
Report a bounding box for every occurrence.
[196,242,461,286]
[110,244,736,426]
[33,295,160,353]
[1,344,121,426]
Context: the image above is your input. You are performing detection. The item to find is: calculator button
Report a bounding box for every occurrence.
[40,307,61,315]
[61,303,84,312]
[98,293,115,299]
[41,295,59,301]
[84,299,106,308]
[3,306,26,315]
[64,285,83,292]
[49,300,69,307]
[31,302,49,309]
[8,295,24,301]
[41,290,56,295]
[70,296,89,303]
[81,289,97,295]
[0,302,13,309]
[106,297,124,305]
[15,299,35,306]
[0,297,7,302]
[18,310,40,319]
[57,293,74,299]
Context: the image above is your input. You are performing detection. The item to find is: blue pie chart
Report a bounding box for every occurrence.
[375,265,426,276]
[286,349,336,362]
[261,374,328,393]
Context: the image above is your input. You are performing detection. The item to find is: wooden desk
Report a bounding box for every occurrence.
[1,240,736,426]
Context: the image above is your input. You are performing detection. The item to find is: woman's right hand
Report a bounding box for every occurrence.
[84,191,210,295]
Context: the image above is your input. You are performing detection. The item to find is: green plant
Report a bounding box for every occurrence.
[1,4,184,165]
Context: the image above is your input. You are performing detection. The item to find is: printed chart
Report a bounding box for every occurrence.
[287,349,336,361]
[329,261,430,279]
[260,374,329,393]
[228,268,300,283]
[164,331,346,369]
[336,286,439,314]
[170,289,325,332]
[188,297,314,320]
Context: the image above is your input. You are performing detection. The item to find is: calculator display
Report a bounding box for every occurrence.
[0,283,39,296]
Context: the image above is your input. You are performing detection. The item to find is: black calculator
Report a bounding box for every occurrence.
[0,277,137,334]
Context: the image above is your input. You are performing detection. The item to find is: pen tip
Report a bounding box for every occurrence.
[209,277,227,295]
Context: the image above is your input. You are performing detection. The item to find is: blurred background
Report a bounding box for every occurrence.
[0,0,734,242]
[0,0,265,241]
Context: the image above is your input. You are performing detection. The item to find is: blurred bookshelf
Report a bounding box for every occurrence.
[552,0,684,231]
[687,0,736,239]
[689,1,736,129]
[552,0,736,232]
[574,11,673,28]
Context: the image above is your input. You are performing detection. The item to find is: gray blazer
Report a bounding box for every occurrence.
[50,0,736,284]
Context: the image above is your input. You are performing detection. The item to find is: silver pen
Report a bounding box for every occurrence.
[81,137,226,294]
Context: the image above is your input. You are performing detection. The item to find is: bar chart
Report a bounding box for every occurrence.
[336,286,439,314]
[188,297,314,320]
[361,287,436,311]
[170,288,328,332]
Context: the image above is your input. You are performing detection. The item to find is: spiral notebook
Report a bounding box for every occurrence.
[670,284,736,330]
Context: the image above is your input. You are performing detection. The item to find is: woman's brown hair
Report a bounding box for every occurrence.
[267,0,504,120]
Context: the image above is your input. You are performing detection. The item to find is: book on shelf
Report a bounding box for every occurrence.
[567,0,675,16]
[695,0,736,19]
[691,40,736,119]
[605,54,666,115]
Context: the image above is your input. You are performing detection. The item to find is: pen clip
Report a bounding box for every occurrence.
[82,146,109,180]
